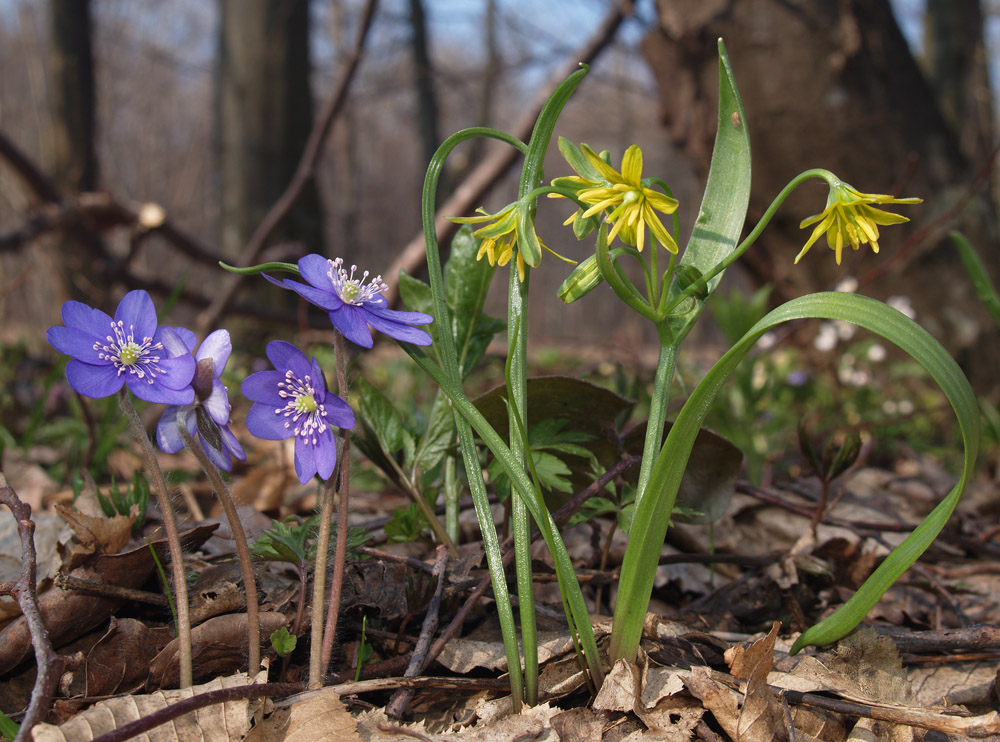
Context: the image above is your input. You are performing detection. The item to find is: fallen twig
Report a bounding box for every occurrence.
[386,545,449,719]
[0,474,62,742]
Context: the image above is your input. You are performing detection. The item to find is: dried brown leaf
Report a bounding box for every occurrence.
[56,503,134,556]
[150,612,287,687]
[726,622,785,742]
[550,707,604,742]
[245,688,360,741]
[30,671,267,742]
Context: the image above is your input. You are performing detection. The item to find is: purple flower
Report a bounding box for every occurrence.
[265,254,433,348]
[46,290,195,404]
[155,329,246,472]
[241,341,355,484]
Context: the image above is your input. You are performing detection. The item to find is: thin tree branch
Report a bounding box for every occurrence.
[0,474,62,741]
[385,544,448,719]
[195,0,380,335]
[383,0,628,305]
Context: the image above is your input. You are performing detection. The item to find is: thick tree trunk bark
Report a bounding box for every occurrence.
[644,0,1000,388]
[217,0,323,260]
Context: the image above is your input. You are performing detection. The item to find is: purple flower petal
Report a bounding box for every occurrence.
[115,290,157,342]
[298,254,334,289]
[267,275,344,311]
[242,370,286,405]
[46,326,104,364]
[200,434,233,472]
[203,380,231,425]
[265,341,312,380]
[366,305,433,326]
[62,301,113,333]
[154,353,197,390]
[219,425,246,463]
[159,326,194,357]
[329,305,374,348]
[364,312,433,345]
[309,358,328,397]
[156,405,194,453]
[246,403,294,441]
[66,360,124,398]
[128,375,195,405]
[197,329,231,375]
[323,393,356,430]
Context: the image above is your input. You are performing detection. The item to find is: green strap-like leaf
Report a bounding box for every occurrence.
[611,291,979,661]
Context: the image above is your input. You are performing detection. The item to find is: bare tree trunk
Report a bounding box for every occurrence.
[0,0,96,345]
[50,0,97,193]
[923,0,994,167]
[644,0,1000,388]
[217,0,323,261]
[408,0,440,168]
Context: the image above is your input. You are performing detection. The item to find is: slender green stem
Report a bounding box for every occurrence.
[507,273,537,705]
[633,337,678,513]
[118,389,192,688]
[444,456,458,543]
[418,126,539,710]
[321,331,353,677]
[664,169,836,315]
[176,408,260,676]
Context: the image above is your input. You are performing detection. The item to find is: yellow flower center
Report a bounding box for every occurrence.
[294,394,319,415]
[118,343,141,366]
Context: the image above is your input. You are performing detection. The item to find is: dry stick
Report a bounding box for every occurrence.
[0,475,62,742]
[176,410,261,676]
[118,389,193,688]
[385,545,449,719]
[195,0,379,336]
[382,0,626,305]
[321,331,353,677]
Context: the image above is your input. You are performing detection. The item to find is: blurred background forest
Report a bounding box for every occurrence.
[2,0,1000,391]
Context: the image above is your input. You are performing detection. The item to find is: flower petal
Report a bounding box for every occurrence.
[203,379,231,425]
[364,313,433,345]
[329,306,374,348]
[128,375,195,405]
[200,434,233,472]
[46,326,104,364]
[115,290,158,342]
[156,405,194,453]
[196,329,232,374]
[66,360,124,398]
[241,370,286,405]
[61,301,113,334]
[293,440,318,484]
[246,403,294,441]
[219,425,246,463]
[154,354,197,390]
[322,392,356,430]
[298,254,335,290]
[621,145,643,185]
[158,326,193,357]
[265,341,312,380]
[265,275,344,311]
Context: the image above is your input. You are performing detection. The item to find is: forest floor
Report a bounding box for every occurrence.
[1,434,998,742]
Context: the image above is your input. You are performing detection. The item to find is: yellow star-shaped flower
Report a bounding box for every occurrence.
[553,143,679,253]
[448,203,573,282]
[796,182,921,265]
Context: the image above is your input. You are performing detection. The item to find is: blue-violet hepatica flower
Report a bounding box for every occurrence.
[46,290,195,404]
[241,341,355,484]
[156,328,246,472]
[265,255,433,348]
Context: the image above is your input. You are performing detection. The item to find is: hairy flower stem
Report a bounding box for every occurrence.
[176,410,260,676]
[321,331,352,677]
[309,472,336,689]
[118,388,192,688]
